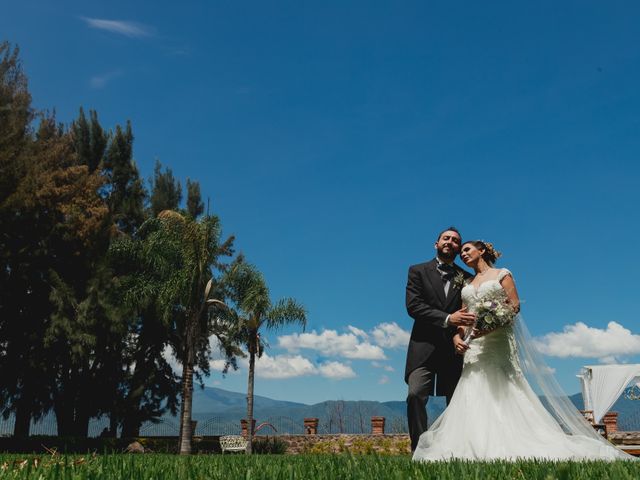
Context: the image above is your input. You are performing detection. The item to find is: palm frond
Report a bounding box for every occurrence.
[265,298,307,331]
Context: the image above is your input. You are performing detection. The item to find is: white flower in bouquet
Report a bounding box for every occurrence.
[464,290,516,343]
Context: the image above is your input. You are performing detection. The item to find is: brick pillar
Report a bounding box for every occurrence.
[371,416,385,435]
[240,419,256,438]
[602,412,618,435]
[304,418,319,435]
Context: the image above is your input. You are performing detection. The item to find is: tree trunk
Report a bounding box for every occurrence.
[54,398,74,437]
[178,361,194,454]
[122,339,153,438]
[122,411,141,438]
[246,336,256,454]
[109,410,119,437]
[13,401,31,437]
[122,383,144,437]
[178,336,195,455]
[178,386,185,444]
[74,407,90,438]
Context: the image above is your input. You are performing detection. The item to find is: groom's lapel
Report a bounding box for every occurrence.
[443,265,465,311]
[425,261,446,306]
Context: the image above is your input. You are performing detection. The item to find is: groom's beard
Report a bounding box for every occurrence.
[437,247,457,263]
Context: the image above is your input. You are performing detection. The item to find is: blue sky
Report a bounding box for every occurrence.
[4,1,640,404]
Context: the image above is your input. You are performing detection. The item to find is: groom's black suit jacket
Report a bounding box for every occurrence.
[404,259,472,397]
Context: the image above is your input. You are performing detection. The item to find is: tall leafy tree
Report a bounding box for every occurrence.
[186,179,204,219]
[0,42,36,435]
[0,45,95,436]
[109,225,183,437]
[0,42,243,442]
[0,42,32,204]
[110,210,241,452]
[160,211,240,455]
[34,116,112,437]
[149,160,182,217]
[1,110,113,437]
[71,108,107,174]
[71,109,150,435]
[222,263,306,454]
[58,111,146,437]
[103,122,146,235]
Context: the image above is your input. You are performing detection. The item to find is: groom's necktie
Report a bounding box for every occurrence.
[437,263,455,297]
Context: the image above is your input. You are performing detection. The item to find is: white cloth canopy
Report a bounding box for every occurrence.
[577,364,640,423]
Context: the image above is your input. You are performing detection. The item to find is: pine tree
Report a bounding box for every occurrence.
[71,108,107,174]
[0,43,49,436]
[149,160,182,217]
[0,41,32,204]
[33,116,112,437]
[186,179,204,219]
[1,106,112,436]
[103,122,146,235]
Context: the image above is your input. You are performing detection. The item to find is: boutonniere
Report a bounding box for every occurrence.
[453,272,468,290]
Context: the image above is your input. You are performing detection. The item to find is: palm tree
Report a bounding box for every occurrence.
[157,211,244,455]
[111,210,241,454]
[221,263,306,454]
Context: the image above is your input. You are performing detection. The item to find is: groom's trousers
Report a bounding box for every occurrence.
[407,367,453,452]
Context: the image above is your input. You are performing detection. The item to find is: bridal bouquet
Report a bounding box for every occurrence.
[464,290,517,343]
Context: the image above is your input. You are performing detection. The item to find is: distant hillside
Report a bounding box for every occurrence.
[1,387,637,436]
[192,386,306,413]
[189,388,447,434]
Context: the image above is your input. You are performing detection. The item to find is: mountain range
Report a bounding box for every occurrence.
[187,387,640,434]
[2,387,638,436]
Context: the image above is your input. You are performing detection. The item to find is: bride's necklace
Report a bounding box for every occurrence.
[476,267,492,276]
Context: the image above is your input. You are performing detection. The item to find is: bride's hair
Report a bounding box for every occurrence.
[463,240,502,265]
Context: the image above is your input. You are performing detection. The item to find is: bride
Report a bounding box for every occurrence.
[412,240,632,461]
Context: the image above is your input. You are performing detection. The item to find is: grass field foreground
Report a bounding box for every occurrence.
[0,454,638,479]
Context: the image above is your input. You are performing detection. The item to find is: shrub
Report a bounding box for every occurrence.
[251,436,287,454]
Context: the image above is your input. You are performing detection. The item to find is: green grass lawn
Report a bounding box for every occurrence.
[0,454,637,479]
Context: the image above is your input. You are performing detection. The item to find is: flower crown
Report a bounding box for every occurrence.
[481,241,502,262]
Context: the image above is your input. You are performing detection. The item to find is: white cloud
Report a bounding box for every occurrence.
[378,375,390,385]
[318,361,356,379]
[162,345,181,375]
[371,322,410,349]
[255,354,317,379]
[534,321,640,362]
[209,350,356,381]
[209,359,230,371]
[599,356,619,365]
[278,329,386,360]
[206,336,242,374]
[82,17,154,38]
[371,361,395,372]
[347,326,369,339]
[90,70,122,89]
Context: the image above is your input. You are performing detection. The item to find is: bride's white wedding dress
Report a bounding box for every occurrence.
[412,268,629,461]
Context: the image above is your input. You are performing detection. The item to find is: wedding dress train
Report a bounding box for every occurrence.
[412,269,630,461]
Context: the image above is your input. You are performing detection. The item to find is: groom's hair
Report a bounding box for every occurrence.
[436,226,461,242]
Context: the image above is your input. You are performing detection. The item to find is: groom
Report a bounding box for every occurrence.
[405,227,475,451]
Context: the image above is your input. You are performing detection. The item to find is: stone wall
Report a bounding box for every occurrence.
[608,431,640,446]
[608,432,640,457]
[273,434,411,455]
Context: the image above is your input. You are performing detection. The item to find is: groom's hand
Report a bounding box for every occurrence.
[449,307,476,327]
